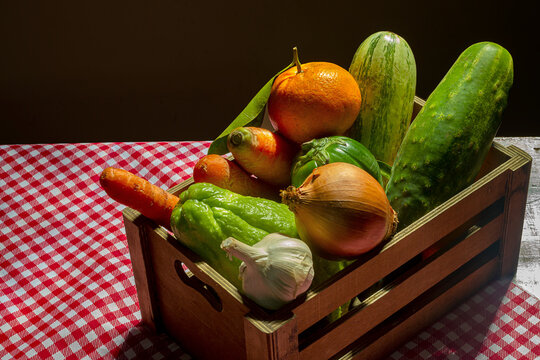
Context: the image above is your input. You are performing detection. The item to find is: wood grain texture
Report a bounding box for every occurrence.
[145,222,251,360]
[300,215,504,360]
[494,137,539,299]
[499,145,532,277]
[123,209,160,332]
[341,257,499,360]
[244,315,299,360]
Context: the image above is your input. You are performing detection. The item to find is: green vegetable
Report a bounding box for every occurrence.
[171,182,349,294]
[386,41,513,229]
[348,31,417,165]
[377,160,392,188]
[171,182,297,288]
[312,255,353,321]
[291,136,383,187]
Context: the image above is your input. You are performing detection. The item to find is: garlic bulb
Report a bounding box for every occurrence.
[220,233,314,310]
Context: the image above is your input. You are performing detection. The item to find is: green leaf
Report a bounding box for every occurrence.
[377,160,392,188]
[208,62,294,155]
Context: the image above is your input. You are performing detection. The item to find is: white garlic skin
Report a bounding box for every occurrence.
[221,233,314,310]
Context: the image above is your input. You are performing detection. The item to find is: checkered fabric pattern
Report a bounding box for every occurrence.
[0,142,206,359]
[1,141,539,359]
[390,278,540,359]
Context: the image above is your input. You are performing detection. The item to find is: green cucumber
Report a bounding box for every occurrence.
[347,31,417,165]
[386,42,514,229]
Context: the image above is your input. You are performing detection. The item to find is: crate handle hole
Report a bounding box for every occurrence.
[174,260,223,312]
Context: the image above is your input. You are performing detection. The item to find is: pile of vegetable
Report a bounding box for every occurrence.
[99,31,513,312]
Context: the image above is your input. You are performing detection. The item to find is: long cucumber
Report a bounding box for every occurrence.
[386,41,513,229]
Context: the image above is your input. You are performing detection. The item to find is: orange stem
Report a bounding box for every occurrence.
[293,47,302,74]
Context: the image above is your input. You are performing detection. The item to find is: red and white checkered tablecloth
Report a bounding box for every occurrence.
[1,141,539,360]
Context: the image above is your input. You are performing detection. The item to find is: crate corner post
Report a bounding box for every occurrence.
[244,313,299,360]
[123,207,161,332]
[499,145,533,277]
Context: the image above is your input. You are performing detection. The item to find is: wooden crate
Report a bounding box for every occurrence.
[122,97,532,360]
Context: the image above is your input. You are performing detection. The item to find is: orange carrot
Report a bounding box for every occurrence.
[226,127,299,187]
[99,167,179,230]
[193,154,281,200]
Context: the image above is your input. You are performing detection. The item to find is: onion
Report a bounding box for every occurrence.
[281,162,398,259]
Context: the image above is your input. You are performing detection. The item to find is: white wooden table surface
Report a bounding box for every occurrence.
[495,137,539,299]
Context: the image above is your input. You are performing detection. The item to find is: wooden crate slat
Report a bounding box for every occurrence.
[499,145,533,276]
[476,142,512,179]
[299,213,504,360]
[338,256,500,359]
[292,164,510,332]
[244,315,299,360]
[146,222,250,360]
[153,224,246,305]
[123,209,161,332]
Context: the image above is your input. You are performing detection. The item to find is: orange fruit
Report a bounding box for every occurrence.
[267,48,362,144]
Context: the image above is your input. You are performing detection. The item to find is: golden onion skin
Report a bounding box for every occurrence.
[281,162,398,259]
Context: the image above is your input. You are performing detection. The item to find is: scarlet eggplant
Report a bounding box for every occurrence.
[290,136,383,188]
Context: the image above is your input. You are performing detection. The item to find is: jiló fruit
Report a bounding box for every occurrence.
[192,154,281,201]
[267,47,362,144]
[226,127,299,187]
[290,135,383,188]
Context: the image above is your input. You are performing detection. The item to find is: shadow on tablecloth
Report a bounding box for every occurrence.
[112,278,540,359]
[113,323,191,360]
[390,277,539,359]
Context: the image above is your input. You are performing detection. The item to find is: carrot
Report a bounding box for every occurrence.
[226,127,299,187]
[99,167,179,230]
[193,154,281,201]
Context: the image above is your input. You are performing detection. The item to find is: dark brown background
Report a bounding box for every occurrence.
[1,1,537,144]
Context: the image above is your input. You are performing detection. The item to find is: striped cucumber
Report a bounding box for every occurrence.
[347,31,417,165]
[386,42,514,229]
